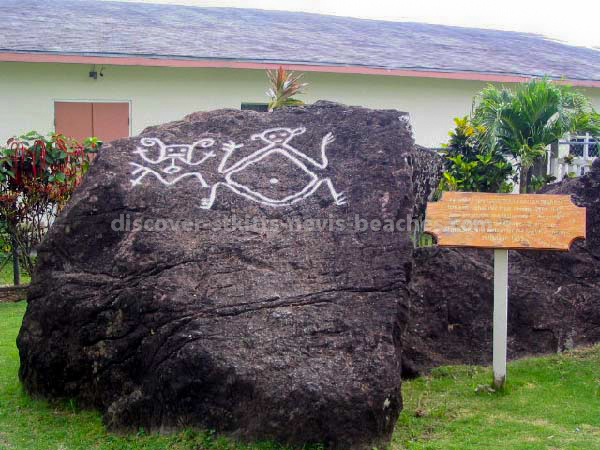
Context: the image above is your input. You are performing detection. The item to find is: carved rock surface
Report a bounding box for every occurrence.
[18,101,439,449]
[404,159,600,374]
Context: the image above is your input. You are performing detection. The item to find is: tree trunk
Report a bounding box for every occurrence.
[11,233,20,286]
[519,166,527,194]
[526,166,534,193]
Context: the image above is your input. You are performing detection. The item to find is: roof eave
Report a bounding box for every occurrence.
[1,51,599,88]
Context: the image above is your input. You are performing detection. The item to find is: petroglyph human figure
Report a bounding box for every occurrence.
[199,127,346,209]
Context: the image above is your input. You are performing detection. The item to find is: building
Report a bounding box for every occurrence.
[1,0,599,154]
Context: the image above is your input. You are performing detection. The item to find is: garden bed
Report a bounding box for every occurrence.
[0,285,28,303]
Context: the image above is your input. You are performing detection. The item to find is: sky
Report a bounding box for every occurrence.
[108,0,600,48]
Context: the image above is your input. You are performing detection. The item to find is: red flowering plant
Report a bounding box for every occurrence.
[0,131,100,276]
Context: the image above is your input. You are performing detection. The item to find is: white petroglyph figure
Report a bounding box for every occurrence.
[130,137,217,186]
[199,127,346,209]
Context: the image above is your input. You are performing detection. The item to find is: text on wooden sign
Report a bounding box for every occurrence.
[424,192,586,251]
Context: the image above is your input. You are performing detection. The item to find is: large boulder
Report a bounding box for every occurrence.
[18,101,441,449]
[404,159,600,374]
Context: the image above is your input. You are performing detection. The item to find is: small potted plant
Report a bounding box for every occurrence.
[266,66,308,111]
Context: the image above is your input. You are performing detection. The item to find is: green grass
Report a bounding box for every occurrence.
[0,261,30,286]
[0,302,300,450]
[393,348,600,449]
[1,302,600,449]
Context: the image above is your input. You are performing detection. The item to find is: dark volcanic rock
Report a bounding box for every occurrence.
[410,145,445,224]
[18,101,440,449]
[405,159,600,374]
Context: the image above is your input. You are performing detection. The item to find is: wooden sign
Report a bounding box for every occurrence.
[423,191,586,389]
[424,192,586,251]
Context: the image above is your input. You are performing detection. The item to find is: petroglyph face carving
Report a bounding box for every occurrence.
[252,127,306,145]
[130,137,217,185]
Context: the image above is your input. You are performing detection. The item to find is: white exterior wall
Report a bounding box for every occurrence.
[1,62,599,148]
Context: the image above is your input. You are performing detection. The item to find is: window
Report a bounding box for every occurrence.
[568,133,598,158]
[241,102,269,112]
[54,102,130,142]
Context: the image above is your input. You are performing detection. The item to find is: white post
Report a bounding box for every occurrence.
[493,249,509,389]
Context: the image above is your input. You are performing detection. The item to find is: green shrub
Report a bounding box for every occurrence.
[0,132,99,276]
[439,117,514,193]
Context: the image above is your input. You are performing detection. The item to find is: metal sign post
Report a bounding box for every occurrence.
[493,249,508,388]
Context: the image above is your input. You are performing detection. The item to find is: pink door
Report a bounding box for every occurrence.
[92,103,130,142]
[55,102,130,143]
[54,102,93,142]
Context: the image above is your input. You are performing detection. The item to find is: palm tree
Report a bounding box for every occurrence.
[473,79,600,193]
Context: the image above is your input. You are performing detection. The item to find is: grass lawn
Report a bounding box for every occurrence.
[394,350,600,449]
[0,262,30,286]
[1,302,600,449]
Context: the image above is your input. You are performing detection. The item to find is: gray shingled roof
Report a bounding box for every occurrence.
[1,0,600,82]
